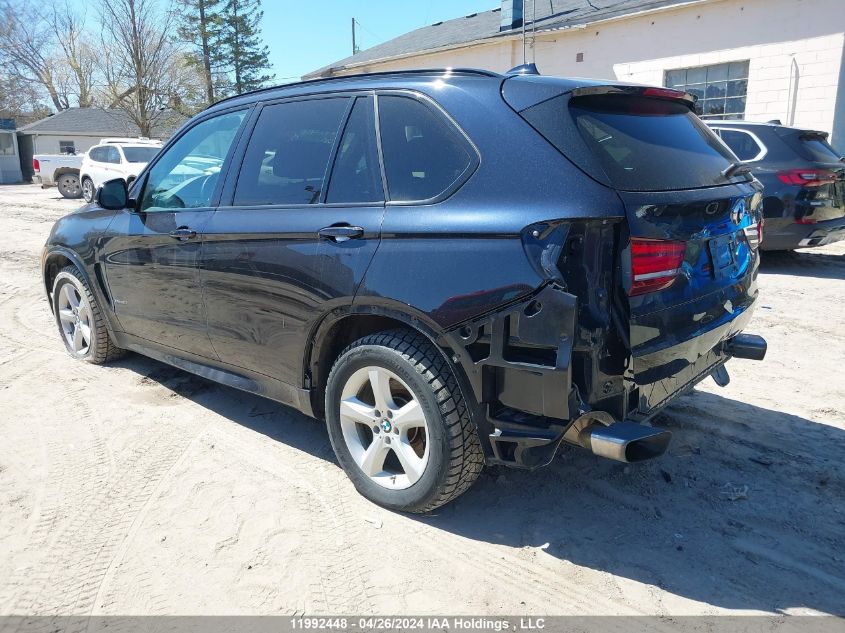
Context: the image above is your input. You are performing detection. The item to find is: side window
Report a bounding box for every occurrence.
[234,98,349,206]
[326,96,383,204]
[89,147,104,162]
[377,95,472,202]
[718,129,763,161]
[140,110,246,212]
[106,146,121,164]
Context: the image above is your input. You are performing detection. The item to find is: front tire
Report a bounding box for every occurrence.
[52,266,125,364]
[81,177,95,203]
[57,173,82,199]
[325,329,484,513]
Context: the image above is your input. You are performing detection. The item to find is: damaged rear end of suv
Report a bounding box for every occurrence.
[341,71,769,496]
[440,74,767,474]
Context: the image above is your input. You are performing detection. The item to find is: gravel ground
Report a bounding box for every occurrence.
[0,182,843,616]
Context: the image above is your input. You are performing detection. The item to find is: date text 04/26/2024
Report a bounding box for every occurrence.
[289,617,546,631]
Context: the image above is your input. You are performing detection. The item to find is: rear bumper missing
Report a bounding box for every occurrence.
[444,284,767,469]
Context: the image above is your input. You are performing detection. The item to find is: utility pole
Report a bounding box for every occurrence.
[352,18,358,55]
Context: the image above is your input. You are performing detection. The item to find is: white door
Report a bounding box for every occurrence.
[86,147,110,188]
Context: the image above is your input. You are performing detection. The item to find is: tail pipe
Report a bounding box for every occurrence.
[567,414,671,463]
[724,333,767,361]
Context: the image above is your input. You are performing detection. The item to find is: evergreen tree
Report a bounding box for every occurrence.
[220,0,274,95]
[175,0,227,105]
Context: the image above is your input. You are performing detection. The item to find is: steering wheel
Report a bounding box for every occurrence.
[199,174,216,203]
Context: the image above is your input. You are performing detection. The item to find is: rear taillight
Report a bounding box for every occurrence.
[32,158,40,173]
[776,169,837,187]
[629,238,686,296]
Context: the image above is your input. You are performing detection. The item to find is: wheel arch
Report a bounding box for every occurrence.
[53,167,80,179]
[42,248,96,312]
[305,302,467,420]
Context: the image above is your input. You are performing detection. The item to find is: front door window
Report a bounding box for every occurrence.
[140,110,246,212]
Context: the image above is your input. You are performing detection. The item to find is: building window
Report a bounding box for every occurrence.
[665,61,749,120]
[0,133,14,156]
[59,140,76,155]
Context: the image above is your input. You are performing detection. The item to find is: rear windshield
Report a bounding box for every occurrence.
[522,94,740,191]
[122,146,160,163]
[793,134,843,164]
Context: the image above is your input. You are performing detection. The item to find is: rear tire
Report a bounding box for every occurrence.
[325,329,484,513]
[81,177,95,203]
[52,265,126,364]
[57,174,82,199]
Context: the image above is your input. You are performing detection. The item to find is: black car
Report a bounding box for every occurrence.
[42,68,767,512]
[708,120,845,250]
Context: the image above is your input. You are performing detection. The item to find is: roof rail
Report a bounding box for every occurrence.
[206,68,502,111]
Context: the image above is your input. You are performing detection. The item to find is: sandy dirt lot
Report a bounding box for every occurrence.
[0,182,843,616]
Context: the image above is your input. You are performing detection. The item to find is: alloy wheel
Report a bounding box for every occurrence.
[338,366,430,489]
[57,283,91,354]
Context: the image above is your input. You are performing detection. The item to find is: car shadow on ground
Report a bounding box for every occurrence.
[116,354,845,615]
[111,354,338,464]
[760,249,845,280]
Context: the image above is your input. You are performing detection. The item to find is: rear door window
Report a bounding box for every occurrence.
[234,98,349,206]
[106,146,121,164]
[377,95,473,202]
[522,94,740,191]
[326,96,383,204]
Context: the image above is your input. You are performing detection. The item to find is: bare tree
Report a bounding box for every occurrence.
[48,1,98,107]
[0,70,51,123]
[99,0,201,135]
[0,0,102,111]
[0,0,67,110]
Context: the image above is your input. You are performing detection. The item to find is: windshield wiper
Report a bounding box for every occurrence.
[721,162,752,179]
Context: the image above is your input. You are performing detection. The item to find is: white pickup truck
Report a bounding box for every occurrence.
[32,153,84,199]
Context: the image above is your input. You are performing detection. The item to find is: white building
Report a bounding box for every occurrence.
[305,0,845,144]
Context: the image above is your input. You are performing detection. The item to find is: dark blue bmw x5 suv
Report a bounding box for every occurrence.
[42,68,767,512]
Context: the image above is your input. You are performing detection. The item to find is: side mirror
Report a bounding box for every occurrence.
[96,178,128,210]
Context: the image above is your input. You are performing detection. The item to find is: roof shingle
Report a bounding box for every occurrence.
[303,0,702,79]
[18,107,185,138]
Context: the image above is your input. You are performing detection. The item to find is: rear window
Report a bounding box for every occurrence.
[522,94,740,191]
[793,134,843,164]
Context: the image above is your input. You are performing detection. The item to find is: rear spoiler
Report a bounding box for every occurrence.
[569,85,697,109]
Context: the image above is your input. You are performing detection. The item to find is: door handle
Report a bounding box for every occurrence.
[169,227,197,241]
[318,225,364,243]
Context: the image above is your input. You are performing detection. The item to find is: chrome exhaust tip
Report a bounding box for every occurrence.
[581,421,672,463]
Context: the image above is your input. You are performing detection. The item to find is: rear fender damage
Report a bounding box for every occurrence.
[441,283,578,468]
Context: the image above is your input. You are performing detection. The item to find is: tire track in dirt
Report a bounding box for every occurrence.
[2,376,202,616]
[0,376,109,614]
[214,426,378,614]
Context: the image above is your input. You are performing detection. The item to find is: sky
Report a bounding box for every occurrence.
[261,0,497,81]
